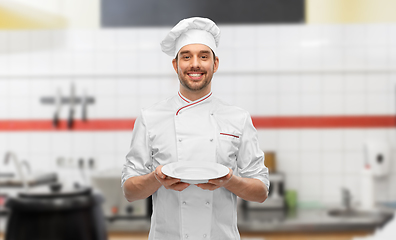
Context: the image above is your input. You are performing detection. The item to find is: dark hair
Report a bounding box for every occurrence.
[175,49,216,61]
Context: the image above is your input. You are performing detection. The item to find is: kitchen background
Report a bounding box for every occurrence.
[1,0,396,239]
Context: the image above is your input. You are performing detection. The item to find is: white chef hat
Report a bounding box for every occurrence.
[160,17,221,57]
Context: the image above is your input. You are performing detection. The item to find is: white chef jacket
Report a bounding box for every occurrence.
[122,92,269,240]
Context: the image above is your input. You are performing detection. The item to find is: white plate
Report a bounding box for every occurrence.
[161,161,229,184]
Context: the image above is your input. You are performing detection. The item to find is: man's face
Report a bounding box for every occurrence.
[172,44,219,94]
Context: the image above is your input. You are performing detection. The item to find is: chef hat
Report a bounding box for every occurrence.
[160,17,221,57]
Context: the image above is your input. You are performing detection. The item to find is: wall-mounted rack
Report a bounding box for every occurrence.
[40,97,95,105]
[40,83,96,129]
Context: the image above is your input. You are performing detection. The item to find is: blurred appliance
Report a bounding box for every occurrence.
[244,151,286,210]
[243,173,286,210]
[5,183,106,240]
[91,170,151,220]
[359,140,390,210]
[0,193,7,217]
[364,140,390,177]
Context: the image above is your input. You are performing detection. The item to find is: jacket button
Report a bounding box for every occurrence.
[203,234,207,238]
[210,138,213,142]
[185,234,188,238]
[178,139,182,142]
[182,201,186,205]
[205,201,210,205]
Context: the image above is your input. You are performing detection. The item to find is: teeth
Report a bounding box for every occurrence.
[189,73,202,77]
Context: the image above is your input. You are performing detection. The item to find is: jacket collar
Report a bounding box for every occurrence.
[178,92,191,103]
[176,91,213,115]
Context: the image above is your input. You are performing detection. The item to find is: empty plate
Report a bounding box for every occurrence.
[161,161,229,184]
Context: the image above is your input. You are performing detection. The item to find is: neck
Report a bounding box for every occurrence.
[179,87,211,102]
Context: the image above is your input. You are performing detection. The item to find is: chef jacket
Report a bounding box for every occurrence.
[122,92,269,240]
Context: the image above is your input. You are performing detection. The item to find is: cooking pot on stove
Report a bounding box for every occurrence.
[5,183,107,240]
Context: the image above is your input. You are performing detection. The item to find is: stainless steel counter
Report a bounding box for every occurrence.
[237,207,394,233]
[105,207,394,233]
[0,172,57,188]
[106,219,151,232]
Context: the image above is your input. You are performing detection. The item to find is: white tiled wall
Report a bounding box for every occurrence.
[1,23,396,206]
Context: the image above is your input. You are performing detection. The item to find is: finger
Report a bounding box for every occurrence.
[154,171,163,183]
[200,185,219,191]
[228,168,233,176]
[171,182,190,191]
[154,165,166,179]
[196,183,219,191]
[164,178,181,187]
[156,169,167,180]
[207,179,222,185]
[208,172,231,184]
[224,168,233,181]
[227,171,233,179]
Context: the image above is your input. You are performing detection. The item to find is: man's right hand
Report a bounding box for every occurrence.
[154,165,190,191]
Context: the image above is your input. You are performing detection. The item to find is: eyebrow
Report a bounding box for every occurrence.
[179,50,212,55]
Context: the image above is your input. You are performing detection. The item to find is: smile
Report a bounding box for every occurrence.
[187,72,204,80]
[188,73,203,77]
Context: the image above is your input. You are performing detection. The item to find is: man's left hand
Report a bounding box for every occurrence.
[196,168,233,191]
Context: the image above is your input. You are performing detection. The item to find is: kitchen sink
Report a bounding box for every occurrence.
[328,209,384,218]
[0,172,15,178]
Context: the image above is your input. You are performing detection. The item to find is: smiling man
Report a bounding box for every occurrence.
[174,44,218,96]
[121,17,269,240]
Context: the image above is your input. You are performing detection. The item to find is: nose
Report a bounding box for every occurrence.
[190,56,200,69]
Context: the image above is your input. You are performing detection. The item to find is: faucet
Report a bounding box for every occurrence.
[3,152,29,191]
[20,160,31,174]
[342,188,352,212]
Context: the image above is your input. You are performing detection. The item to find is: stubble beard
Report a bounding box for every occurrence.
[177,65,213,92]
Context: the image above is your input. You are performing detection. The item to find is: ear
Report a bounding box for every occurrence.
[213,56,219,73]
[172,58,178,73]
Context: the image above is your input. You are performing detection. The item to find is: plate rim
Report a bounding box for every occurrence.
[161,161,229,181]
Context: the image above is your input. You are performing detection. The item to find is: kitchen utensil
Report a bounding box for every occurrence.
[161,161,229,184]
[82,89,88,121]
[68,82,75,129]
[53,88,62,128]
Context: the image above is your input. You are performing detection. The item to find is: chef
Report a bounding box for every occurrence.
[122,17,269,240]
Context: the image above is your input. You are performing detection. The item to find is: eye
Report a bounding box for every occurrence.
[183,56,190,60]
[201,55,208,59]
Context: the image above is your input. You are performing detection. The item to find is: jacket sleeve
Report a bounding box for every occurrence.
[236,113,270,191]
[121,112,152,187]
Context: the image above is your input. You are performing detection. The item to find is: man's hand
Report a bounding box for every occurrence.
[154,165,190,191]
[196,168,233,191]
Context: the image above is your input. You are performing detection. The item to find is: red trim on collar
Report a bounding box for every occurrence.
[176,92,212,115]
[178,92,190,103]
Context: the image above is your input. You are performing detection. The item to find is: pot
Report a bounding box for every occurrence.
[5,183,107,240]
